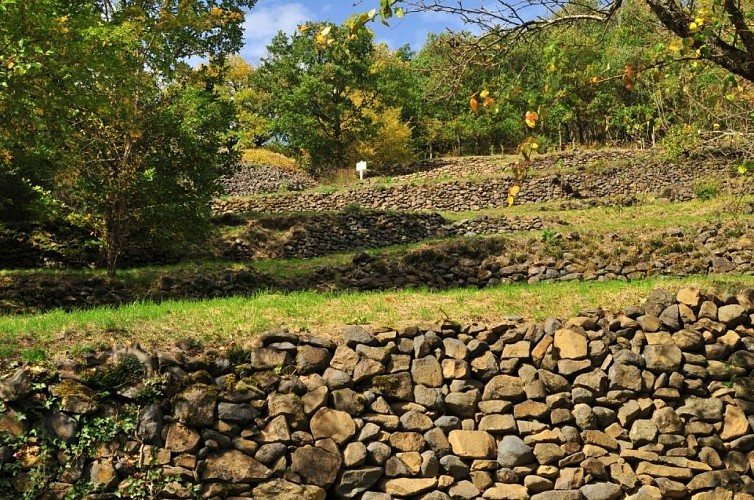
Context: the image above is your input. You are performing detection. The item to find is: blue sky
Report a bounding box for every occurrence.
[240,0,468,62]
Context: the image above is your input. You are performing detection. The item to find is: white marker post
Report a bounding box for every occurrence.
[356,160,367,181]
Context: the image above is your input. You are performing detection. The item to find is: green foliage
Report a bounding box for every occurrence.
[252,22,379,175]
[85,356,145,396]
[215,56,272,149]
[658,124,702,161]
[348,101,415,169]
[0,0,256,274]
[0,400,138,499]
[693,178,722,200]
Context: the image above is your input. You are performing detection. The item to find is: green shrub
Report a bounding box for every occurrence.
[658,124,702,161]
[694,178,721,200]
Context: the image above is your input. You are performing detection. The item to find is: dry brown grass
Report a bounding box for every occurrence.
[241,148,299,172]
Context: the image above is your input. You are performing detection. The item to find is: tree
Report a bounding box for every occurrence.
[215,55,273,149]
[253,22,379,175]
[346,95,415,168]
[0,0,256,274]
[372,0,754,83]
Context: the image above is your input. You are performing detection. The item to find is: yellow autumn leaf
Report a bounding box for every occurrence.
[689,21,698,31]
[299,24,310,33]
[507,195,515,207]
[316,26,332,47]
[510,185,520,196]
[739,165,748,174]
[480,89,490,99]
[524,111,538,128]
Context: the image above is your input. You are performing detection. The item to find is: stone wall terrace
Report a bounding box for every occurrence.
[214,159,734,215]
[3,288,754,498]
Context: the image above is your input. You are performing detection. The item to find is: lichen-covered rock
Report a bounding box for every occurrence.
[310,408,356,444]
[483,375,525,401]
[553,329,588,359]
[291,445,342,487]
[383,477,438,497]
[449,430,496,458]
[0,368,32,402]
[50,379,99,415]
[201,449,272,483]
[165,422,201,453]
[643,344,682,372]
[252,479,327,500]
[173,383,217,426]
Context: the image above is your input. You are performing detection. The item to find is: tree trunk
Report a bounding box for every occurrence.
[104,197,124,276]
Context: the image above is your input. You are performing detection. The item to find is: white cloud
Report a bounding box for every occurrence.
[241,2,314,62]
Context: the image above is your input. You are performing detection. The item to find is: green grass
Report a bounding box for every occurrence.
[3,274,754,361]
[442,195,748,230]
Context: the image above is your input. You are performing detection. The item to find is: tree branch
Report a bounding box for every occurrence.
[723,0,754,56]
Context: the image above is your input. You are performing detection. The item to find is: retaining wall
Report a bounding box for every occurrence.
[214,155,736,215]
[225,212,549,261]
[3,288,754,498]
[3,220,754,314]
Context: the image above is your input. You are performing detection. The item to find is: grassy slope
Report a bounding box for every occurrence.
[3,274,754,362]
[2,153,752,361]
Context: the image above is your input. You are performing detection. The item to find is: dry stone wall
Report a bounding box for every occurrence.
[225,211,549,261]
[3,288,754,499]
[3,220,754,314]
[214,157,735,215]
[221,164,316,196]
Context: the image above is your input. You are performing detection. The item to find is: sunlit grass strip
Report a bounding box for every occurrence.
[3,274,754,362]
